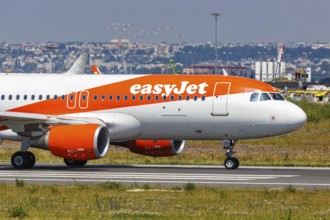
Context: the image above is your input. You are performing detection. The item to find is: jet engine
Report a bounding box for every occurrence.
[30,124,110,160]
[126,140,185,157]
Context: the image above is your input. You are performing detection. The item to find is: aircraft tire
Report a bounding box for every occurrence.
[224,157,239,170]
[25,151,36,168]
[64,158,88,167]
[11,152,32,169]
[232,157,239,169]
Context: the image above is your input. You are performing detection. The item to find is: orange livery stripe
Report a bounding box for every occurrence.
[9,75,277,115]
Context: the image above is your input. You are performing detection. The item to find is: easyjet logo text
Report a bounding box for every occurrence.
[130,81,208,96]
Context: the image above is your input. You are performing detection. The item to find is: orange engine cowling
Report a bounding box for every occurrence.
[127,140,185,157]
[31,124,110,160]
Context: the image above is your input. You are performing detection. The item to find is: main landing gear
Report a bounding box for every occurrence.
[10,138,88,169]
[64,158,88,167]
[11,138,36,169]
[223,140,239,170]
[11,151,36,169]
[11,152,88,169]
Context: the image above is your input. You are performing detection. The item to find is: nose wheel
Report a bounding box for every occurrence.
[224,157,239,169]
[223,140,239,170]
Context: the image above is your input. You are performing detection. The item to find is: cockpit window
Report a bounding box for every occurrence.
[270,93,285,101]
[260,93,271,101]
[250,93,259,102]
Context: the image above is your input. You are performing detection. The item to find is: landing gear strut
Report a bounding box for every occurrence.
[223,140,239,170]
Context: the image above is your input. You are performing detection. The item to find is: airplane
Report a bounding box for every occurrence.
[0,73,307,170]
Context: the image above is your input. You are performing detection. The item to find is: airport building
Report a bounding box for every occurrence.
[183,65,254,78]
[254,61,286,82]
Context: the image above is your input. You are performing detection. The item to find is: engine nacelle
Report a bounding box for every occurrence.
[127,140,185,157]
[30,124,110,160]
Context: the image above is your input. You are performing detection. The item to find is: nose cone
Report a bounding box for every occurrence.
[286,103,307,132]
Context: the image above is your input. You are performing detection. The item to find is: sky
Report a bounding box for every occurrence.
[0,0,329,44]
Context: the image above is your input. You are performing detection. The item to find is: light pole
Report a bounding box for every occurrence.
[46,44,56,74]
[212,12,221,74]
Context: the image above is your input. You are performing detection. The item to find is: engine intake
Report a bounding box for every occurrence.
[127,140,185,157]
[30,124,110,160]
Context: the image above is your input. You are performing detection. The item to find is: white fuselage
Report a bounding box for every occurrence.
[0,74,306,142]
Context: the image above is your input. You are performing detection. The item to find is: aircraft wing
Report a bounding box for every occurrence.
[0,111,105,137]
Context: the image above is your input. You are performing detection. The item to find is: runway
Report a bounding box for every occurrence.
[0,163,329,189]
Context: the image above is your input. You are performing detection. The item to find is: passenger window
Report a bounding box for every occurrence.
[139,95,143,101]
[16,95,20,100]
[124,95,128,100]
[116,95,120,100]
[1,95,4,100]
[147,95,151,101]
[61,95,65,100]
[270,93,285,101]
[186,96,190,101]
[69,94,74,101]
[250,93,259,102]
[171,96,174,101]
[31,95,35,100]
[162,95,166,101]
[109,95,113,101]
[193,96,198,101]
[260,93,271,101]
[155,95,159,101]
[101,95,105,101]
[23,95,27,100]
[9,95,12,100]
[46,95,50,100]
[82,95,87,101]
[201,96,206,101]
[54,95,58,100]
[39,95,43,100]
[178,96,182,101]
[94,95,98,101]
[132,95,136,101]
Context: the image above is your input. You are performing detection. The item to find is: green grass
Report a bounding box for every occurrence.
[291,99,330,122]
[0,183,329,219]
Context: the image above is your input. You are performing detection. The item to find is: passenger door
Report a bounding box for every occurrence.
[212,82,230,116]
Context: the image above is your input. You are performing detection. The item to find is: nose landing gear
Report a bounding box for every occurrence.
[223,140,239,170]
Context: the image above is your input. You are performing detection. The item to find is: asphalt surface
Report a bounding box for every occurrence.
[0,163,329,189]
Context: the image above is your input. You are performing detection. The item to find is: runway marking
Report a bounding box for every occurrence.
[0,166,328,188]
[0,178,329,187]
[0,170,298,183]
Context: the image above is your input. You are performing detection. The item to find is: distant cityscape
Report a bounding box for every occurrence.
[0,41,329,82]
